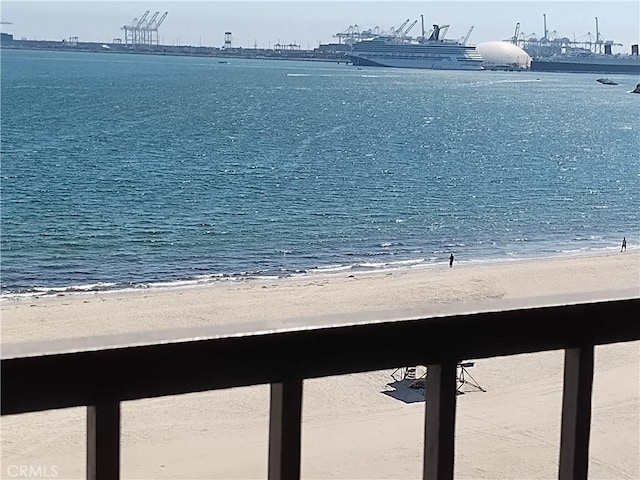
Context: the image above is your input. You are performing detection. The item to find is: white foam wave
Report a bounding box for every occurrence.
[359,262,387,269]
[308,264,353,274]
[33,282,117,293]
[360,258,426,269]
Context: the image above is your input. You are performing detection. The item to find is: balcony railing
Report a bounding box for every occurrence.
[2,293,639,480]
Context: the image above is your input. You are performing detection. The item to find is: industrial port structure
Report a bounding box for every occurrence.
[119,10,168,46]
[507,15,624,57]
[2,12,637,74]
[332,19,474,47]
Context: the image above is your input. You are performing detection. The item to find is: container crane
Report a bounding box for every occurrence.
[151,12,168,45]
[333,24,381,45]
[462,25,474,45]
[333,25,360,45]
[156,12,168,30]
[122,11,149,45]
[390,19,410,37]
[512,22,520,45]
[133,10,149,45]
[403,19,418,38]
[147,11,160,27]
[137,11,150,27]
[142,11,159,45]
[121,17,136,44]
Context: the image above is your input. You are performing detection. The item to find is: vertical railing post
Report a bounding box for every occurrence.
[87,400,121,480]
[423,361,457,480]
[559,345,595,480]
[268,379,303,480]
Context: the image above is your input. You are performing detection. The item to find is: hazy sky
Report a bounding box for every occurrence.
[1,1,638,52]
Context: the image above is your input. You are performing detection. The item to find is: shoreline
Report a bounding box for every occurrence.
[1,245,636,302]
[2,249,638,344]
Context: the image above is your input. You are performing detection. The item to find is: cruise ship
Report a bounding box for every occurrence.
[347,20,484,71]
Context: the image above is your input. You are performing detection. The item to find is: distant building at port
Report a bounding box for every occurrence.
[1,32,13,45]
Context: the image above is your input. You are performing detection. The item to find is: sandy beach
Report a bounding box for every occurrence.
[2,251,639,479]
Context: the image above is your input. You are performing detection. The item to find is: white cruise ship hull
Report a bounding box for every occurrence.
[349,53,483,70]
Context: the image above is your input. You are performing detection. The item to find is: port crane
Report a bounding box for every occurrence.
[333,24,381,45]
[147,11,160,28]
[122,10,149,45]
[512,15,625,57]
[334,24,361,45]
[121,19,135,44]
[333,16,468,45]
[141,11,168,45]
[133,10,149,44]
[150,12,168,45]
[511,22,520,45]
[403,20,418,37]
[121,10,167,46]
[389,19,410,37]
[395,19,418,42]
[462,26,474,45]
[140,11,159,44]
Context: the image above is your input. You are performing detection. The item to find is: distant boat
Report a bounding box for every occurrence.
[596,78,618,85]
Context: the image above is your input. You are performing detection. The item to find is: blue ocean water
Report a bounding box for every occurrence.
[1,49,638,296]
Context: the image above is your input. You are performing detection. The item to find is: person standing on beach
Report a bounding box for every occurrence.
[621,237,626,252]
[449,253,454,268]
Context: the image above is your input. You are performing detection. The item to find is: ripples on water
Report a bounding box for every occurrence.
[1,50,638,295]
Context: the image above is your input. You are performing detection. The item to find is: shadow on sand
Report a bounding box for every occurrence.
[381,380,426,404]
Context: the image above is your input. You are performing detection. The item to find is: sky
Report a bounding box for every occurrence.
[1,1,638,53]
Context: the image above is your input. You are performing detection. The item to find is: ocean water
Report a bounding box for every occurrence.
[1,49,638,296]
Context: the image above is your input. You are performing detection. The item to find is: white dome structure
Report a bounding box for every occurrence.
[477,41,531,70]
